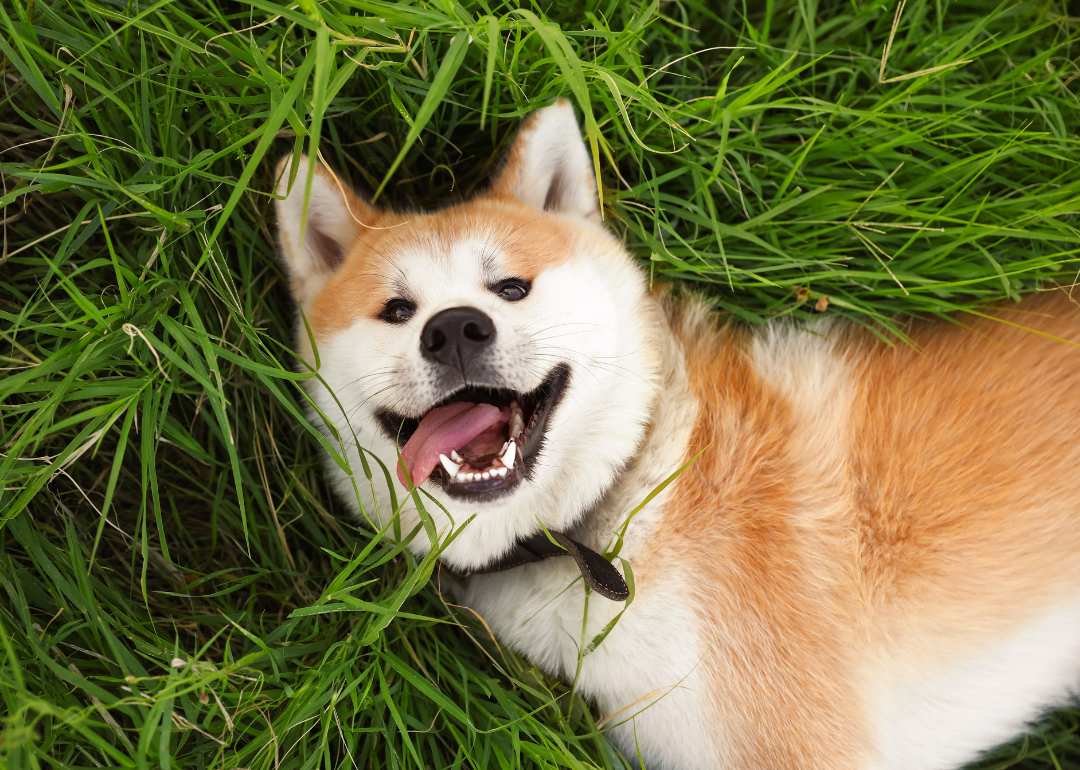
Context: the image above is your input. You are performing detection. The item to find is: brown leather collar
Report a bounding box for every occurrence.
[472,530,629,601]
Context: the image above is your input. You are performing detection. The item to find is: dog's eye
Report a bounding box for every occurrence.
[380,299,416,324]
[492,279,530,302]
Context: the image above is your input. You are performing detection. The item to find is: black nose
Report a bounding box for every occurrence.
[421,306,496,373]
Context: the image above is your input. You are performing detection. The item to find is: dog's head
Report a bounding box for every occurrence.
[274,100,661,570]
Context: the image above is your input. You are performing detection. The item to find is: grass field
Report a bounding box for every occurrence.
[2,0,1080,767]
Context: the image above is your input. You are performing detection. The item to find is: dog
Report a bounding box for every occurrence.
[274,100,1080,769]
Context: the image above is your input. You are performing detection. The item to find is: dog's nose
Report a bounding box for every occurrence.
[420,307,496,372]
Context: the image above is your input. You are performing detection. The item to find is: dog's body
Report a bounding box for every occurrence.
[275,101,1080,769]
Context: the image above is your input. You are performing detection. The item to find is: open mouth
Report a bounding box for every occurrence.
[376,364,570,500]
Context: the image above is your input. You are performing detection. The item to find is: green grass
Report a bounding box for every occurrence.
[2,0,1080,767]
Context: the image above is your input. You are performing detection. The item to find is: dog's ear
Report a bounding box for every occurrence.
[274,155,372,306]
[490,99,600,224]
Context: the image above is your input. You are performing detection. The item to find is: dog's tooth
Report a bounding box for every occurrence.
[481,471,491,480]
[450,450,463,463]
[439,454,461,477]
[509,401,525,438]
[501,439,516,470]
[496,466,508,477]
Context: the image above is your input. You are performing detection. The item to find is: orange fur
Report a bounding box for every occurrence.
[310,198,578,338]
[645,290,1080,769]
[306,206,402,337]
[852,292,1080,637]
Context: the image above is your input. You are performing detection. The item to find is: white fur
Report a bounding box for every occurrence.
[750,319,853,485]
[875,596,1080,769]
[306,236,658,570]
[464,561,718,770]
[274,157,362,307]
[503,100,600,223]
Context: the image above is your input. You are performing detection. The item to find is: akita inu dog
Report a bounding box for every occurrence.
[275,100,1080,769]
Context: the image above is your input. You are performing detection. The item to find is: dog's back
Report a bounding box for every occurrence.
[645,291,1080,768]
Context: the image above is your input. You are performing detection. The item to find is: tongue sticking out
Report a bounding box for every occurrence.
[397,403,508,488]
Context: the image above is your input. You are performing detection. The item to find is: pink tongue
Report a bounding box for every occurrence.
[397,403,506,488]
[396,402,472,476]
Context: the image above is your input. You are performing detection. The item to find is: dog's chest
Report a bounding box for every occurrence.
[463,557,720,768]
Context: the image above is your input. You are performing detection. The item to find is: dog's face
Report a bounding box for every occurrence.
[275,101,660,569]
